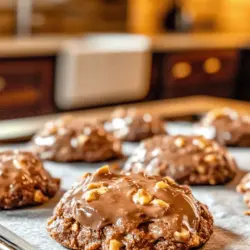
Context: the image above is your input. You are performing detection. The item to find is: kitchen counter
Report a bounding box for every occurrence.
[0,33,250,57]
[1,95,250,142]
[151,33,250,51]
[0,36,73,57]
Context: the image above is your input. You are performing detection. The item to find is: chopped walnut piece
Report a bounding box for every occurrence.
[204,154,217,163]
[97,186,108,195]
[205,146,214,153]
[96,165,110,175]
[196,165,206,174]
[174,137,185,148]
[77,135,88,145]
[133,189,153,205]
[151,199,170,209]
[84,190,99,202]
[34,190,48,203]
[109,239,122,250]
[47,217,54,226]
[87,183,103,190]
[155,181,169,190]
[71,223,79,232]
[193,138,207,149]
[190,233,200,247]
[174,228,190,242]
[163,176,176,185]
[13,159,25,169]
[84,186,108,202]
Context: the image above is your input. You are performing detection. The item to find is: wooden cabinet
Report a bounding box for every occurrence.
[32,0,127,34]
[0,56,56,120]
[155,50,238,99]
[0,10,15,35]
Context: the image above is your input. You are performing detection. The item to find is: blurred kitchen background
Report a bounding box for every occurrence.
[1,0,250,120]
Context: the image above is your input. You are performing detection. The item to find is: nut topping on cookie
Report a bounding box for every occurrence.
[0,151,60,209]
[174,228,190,242]
[124,135,237,185]
[151,199,170,209]
[32,118,123,162]
[155,181,169,190]
[109,239,122,250]
[96,165,110,175]
[47,166,214,250]
[133,189,153,205]
[174,137,185,148]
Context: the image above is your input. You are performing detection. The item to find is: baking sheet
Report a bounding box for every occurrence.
[1,123,250,250]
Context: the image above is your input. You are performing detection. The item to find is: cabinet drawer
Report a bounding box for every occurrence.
[163,50,238,98]
[0,57,55,120]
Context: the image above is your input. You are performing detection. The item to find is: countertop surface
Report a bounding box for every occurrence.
[1,33,250,57]
[151,33,250,51]
[1,95,250,142]
[0,35,73,57]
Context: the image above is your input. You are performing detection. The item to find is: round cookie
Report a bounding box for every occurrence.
[47,165,213,250]
[199,107,250,146]
[0,150,60,210]
[32,116,123,162]
[104,108,167,142]
[237,173,250,214]
[124,135,237,185]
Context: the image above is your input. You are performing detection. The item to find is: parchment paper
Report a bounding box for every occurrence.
[1,123,250,250]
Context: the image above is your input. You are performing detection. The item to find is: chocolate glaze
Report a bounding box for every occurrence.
[0,151,60,209]
[104,108,167,142]
[200,108,250,146]
[124,135,237,185]
[47,165,214,249]
[32,116,123,162]
[62,169,199,235]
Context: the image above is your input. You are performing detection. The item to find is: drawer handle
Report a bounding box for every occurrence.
[203,57,221,74]
[172,62,192,79]
[0,77,6,92]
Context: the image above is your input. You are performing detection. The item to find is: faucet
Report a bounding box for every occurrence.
[16,0,32,36]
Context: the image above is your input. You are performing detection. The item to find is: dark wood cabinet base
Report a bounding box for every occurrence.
[0,56,56,120]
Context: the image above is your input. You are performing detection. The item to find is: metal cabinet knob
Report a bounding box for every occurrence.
[203,57,221,74]
[172,62,192,79]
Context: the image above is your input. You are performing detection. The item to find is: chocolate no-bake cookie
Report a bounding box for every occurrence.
[32,116,123,162]
[237,173,250,214]
[47,165,213,250]
[0,150,60,210]
[198,107,250,147]
[104,108,167,142]
[124,135,237,185]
